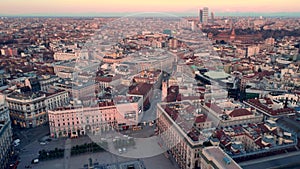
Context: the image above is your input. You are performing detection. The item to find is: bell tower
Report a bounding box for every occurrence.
[229,27,236,42]
[162,80,168,101]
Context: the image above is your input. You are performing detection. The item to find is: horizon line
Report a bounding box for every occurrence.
[1,11,300,18]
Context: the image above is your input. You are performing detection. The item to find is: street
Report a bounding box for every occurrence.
[13,124,50,149]
[141,89,162,123]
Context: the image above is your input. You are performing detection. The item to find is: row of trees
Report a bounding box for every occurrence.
[38,148,64,160]
[71,142,105,156]
[38,141,109,160]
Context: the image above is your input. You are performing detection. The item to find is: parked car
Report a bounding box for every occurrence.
[40,142,46,145]
[13,139,20,147]
[31,159,39,164]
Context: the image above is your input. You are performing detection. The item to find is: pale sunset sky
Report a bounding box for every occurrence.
[1,0,300,15]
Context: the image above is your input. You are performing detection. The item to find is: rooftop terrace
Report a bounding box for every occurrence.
[7,91,45,101]
[202,146,242,169]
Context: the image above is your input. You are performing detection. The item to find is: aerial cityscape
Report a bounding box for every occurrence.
[1,1,300,169]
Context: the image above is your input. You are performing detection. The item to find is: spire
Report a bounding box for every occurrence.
[230,27,235,36]
[230,26,235,41]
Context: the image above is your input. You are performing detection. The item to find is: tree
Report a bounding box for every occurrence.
[258,67,262,72]
[220,40,226,44]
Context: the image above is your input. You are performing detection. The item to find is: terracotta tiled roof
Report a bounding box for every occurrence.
[246,98,296,116]
[195,114,207,123]
[229,108,252,117]
[205,103,223,114]
[95,77,112,83]
[128,83,153,97]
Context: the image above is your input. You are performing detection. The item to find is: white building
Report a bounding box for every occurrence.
[201,146,242,169]
[157,101,212,169]
[202,7,209,24]
[247,46,260,57]
[48,96,142,138]
[39,75,60,92]
[54,52,78,61]
[6,89,69,128]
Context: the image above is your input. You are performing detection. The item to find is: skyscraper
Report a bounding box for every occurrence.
[200,7,209,24]
[199,9,203,23]
[211,12,215,23]
[203,7,209,24]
